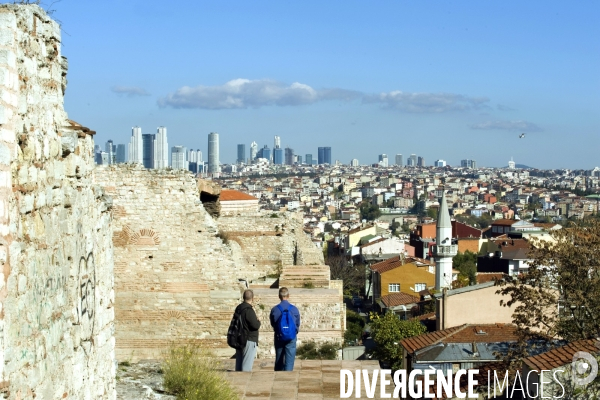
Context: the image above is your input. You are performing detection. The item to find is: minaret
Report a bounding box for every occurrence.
[434,191,457,291]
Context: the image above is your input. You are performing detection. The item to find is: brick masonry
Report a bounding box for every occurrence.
[0,5,115,399]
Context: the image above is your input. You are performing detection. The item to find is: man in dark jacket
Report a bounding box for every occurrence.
[235,289,261,371]
[269,287,301,371]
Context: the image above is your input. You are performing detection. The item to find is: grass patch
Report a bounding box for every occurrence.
[162,345,238,400]
[302,279,315,289]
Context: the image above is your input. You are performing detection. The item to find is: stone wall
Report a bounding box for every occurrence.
[217,212,325,282]
[95,164,246,361]
[252,287,345,359]
[0,5,115,399]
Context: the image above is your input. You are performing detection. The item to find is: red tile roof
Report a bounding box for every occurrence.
[492,219,518,226]
[401,324,519,354]
[369,255,434,274]
[220,190,258,201]
[523,339,599,371]
[380,293,419,308]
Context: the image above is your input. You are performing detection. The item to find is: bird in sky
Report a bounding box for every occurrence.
[519,133,526,138]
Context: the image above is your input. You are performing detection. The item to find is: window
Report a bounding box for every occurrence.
[389,283,400,292]
[414,283,426,292]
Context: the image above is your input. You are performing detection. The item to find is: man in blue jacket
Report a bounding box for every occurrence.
[269,287,301,371]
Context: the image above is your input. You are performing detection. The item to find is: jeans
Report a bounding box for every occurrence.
[274,337,296,371]
[235,340,257,371]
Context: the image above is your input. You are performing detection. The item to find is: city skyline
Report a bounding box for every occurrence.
[56,1,600,169]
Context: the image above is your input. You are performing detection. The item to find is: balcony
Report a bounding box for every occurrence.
[433,244,458,256]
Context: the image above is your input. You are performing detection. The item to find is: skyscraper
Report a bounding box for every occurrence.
[273,147,284,165]
[378,154,388,167]
[257,145,271,162]
[105,140,115,164]
[116,144,127,163]
[128,126,143,164]
[434,160,447,167]
[417,156,425,167]
[274,135,281,149]
[318,147,332,164]
[296,155,302,164]
[305,154,313,165]
[285,147,294,165]
[408,154,417,167]
[171,146,188,170]
[250,141,258,161]
[395,154,403,166]
[208,132,219,173]
[154,126,169,169]
[142,134,154,169]
[461,159,477,169]
[237,144,246,164]
[350,159,359,167]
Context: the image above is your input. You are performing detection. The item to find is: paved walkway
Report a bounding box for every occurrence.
[224,359,387,399]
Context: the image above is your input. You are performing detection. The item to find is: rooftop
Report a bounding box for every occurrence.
[220,189,259,201]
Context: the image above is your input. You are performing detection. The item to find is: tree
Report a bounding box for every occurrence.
[326,255,366,296]
[359,201,381,221]
[367,313,426,370]
[452,251,477,287]
[495,219,600,395]
[426,207,438,220]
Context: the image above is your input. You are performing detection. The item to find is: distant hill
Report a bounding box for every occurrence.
[504,164,533,169]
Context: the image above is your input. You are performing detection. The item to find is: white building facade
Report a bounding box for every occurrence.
[128,126,143,164]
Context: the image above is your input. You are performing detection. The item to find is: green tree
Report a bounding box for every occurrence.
[495,219,600,395]
[426,207,438,220]
[367,313,426,369]
[452,251,477,287]
[344,310,366,346]
[359,202,381,221]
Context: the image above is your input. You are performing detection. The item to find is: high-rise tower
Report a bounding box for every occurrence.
[250,141,258,161]
[154,126,169,169]
[128,126,143,164]
[274,135,281,149]
[433,191,457,291]
[208,132,220,173]
[237,144,246,164]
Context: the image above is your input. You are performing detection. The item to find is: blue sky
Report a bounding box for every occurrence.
[44,0,599,169]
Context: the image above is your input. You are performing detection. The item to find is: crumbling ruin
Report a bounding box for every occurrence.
[0,5,115,399]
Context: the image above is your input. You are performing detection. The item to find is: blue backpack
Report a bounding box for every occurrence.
[276,304,297,341]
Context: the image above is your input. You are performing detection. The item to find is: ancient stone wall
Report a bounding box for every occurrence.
[0,5,115,399]
[217,212,325,282]
[252,287,344,359]
[95,164,247,361]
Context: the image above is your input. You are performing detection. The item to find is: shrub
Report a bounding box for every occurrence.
[344,310,365,346]
[270,213,279,218]
[296,341,339,360]
[302,279,315,289]
[162,345,238,400]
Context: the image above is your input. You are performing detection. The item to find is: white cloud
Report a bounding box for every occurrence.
[158,79,361,109]
[363,91,490,113]
[470,120,542,132]
[111,86,151,97]
[158,78,488,113]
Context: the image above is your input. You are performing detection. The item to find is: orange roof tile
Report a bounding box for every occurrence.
[523,339,599,371]
[220,190,258,201]
[380,293,419,308]
[369,255,433,274]
[401,323,518,354]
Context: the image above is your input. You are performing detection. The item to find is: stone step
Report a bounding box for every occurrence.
[224,359,388,399]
